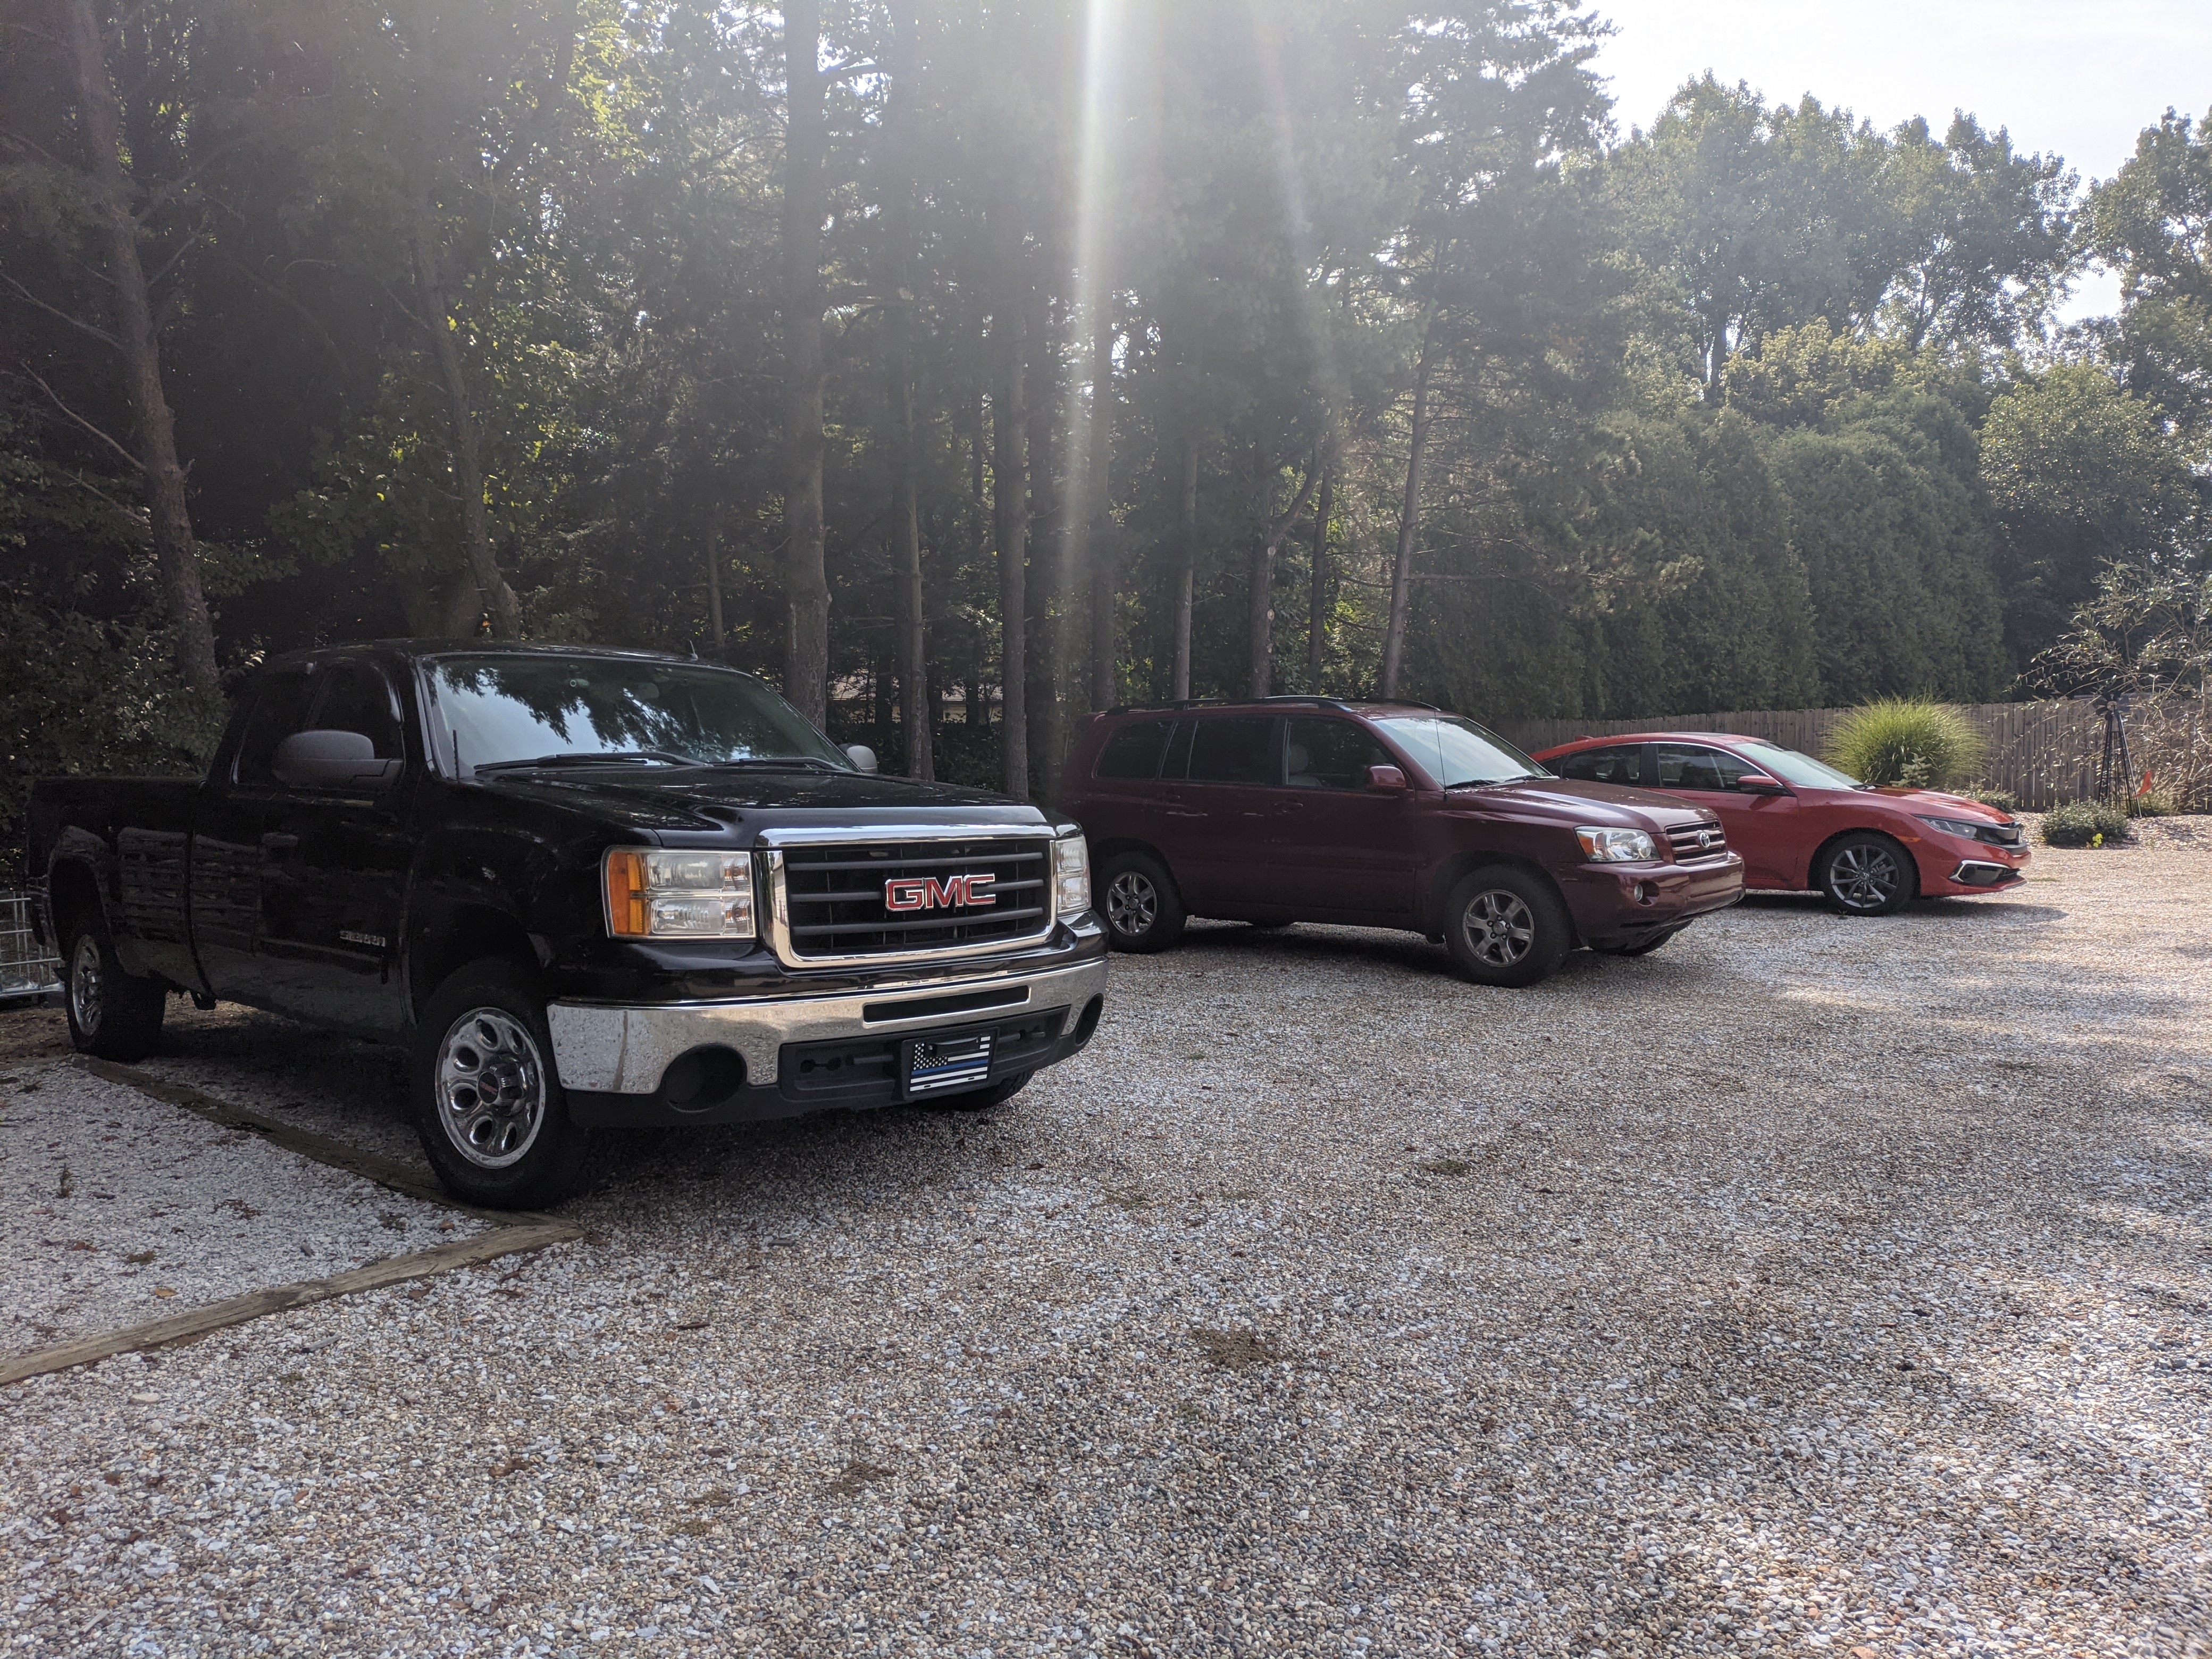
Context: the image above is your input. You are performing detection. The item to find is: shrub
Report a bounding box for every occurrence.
[2127,788,2175,818]
[1961,785,2018,814]
[1823,698,1988,789]
[2040,800,2131,848]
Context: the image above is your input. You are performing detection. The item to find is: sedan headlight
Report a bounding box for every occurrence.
[1051,831,1092,920]
[1576,826,1657,864]
[1917,815,2007,845]
[604,847,755,940]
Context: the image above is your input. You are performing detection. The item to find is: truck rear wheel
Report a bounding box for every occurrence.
[411,959,591,1210]
[1097,852,1185,953]
[63,912,166,1062]
[1442,867,1571,988]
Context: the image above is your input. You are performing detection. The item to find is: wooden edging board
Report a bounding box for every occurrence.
[0,1058,584,1386]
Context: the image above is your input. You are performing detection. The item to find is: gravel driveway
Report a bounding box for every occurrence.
[3,837,2208,1657]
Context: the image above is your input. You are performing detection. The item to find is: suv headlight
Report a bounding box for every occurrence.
[604,847,755,940]
[1917,815,2001,845]
[1051,831,1092,920]
[1576,826,1657,864]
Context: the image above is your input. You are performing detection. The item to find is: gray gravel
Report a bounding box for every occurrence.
[2,836,2209,1657]
[0,1066,482,1360]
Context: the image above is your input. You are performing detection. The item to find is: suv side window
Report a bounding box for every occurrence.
[1284,717,1392,789]
[1654,743,1749,791]
[1555,744,1644,785]
[307,665,406,763]
[1185,716,1278,784]
[232,673,317,788]
[1094,719,1172,780]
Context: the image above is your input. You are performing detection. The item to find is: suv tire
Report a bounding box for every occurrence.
[1815,832,1915,916]
[1442,867,1571,987]
[411,958,591,1209]
[1097,852,1186,953]
[62,910,166,1062]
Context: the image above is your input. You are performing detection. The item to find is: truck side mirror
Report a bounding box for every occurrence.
[1367,764,1409,792]
[273,730,402,789]
[845,744,879,775]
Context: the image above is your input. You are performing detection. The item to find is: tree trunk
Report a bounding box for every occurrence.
[992,300,1030,799]
[1025,281,1059,797]
[1086,302,1118,712]
[409,187,522,640]
[1306,463,1333,685]
[1380,325,1435,700]
[780,0,831,724]
[1247,453,1324,699]
[883,1,932,779]
[59,0,217,693]
[1170,433,1198,701]
[704,513,725,649]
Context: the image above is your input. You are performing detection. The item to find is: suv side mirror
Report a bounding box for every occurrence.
[273,730,401,789]
[845,744,879,775]
[1367,764,1409,792]
[1735,773,1787,795]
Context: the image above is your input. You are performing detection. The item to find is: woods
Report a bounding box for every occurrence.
[3,1,2209,817]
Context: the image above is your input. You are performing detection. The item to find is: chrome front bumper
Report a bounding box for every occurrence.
[547,954,1109,1097]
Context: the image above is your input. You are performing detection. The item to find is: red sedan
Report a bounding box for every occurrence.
[1530,732,2030,915]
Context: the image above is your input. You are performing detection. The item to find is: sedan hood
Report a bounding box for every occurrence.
[1861,785,2015,822]
[481,765,1043,835]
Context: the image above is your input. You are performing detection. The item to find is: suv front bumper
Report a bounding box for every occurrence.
[549,953,1108,1127]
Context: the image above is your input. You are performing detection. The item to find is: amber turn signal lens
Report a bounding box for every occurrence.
[604,848,652,937]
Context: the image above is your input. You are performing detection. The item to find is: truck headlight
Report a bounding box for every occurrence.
[604,848,755,940]
[1576,826,1657,864]
[1051,831,1092,920]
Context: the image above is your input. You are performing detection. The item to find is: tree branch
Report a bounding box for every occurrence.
[21,365,142,473]
[0,273,120,351]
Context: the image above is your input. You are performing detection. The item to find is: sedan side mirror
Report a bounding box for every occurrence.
[1735,773,1787,795]
[1367,764,1409,792]
[273,730,401,789]
[845,744,879,775]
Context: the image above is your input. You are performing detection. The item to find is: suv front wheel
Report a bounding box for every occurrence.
[1442,867,1571,987]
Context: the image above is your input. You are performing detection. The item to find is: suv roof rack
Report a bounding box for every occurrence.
[1101,694,1447,716]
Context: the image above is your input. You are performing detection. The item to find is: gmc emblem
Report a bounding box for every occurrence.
[884,873,996,912]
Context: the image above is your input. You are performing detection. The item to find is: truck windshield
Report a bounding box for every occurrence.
[426,656,851,775]
[1375,716,1550,789]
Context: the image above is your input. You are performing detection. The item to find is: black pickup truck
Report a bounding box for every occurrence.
[28,642,1107,1206]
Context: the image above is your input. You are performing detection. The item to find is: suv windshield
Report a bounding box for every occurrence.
[426,655,850,774]
[1376,716,1549,789]
[1738,741,1862,790]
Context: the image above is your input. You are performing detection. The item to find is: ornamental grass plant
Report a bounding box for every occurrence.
[1823,698,1988,791]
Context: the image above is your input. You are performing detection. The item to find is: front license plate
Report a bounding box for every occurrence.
[904,1032,993,1096]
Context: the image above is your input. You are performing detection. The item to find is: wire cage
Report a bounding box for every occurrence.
[1,891,61,1002]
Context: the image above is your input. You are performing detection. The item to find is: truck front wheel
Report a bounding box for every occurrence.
[411,959,591,1210]
[63,912,166,1062]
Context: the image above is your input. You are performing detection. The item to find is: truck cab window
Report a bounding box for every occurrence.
[232,674,316,788]
[307,666,406,759]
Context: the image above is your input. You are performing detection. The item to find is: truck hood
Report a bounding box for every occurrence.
[480,765,1048,834]
[1443,777,1716,832]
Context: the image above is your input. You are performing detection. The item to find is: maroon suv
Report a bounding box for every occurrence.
[1056,698,1745,986]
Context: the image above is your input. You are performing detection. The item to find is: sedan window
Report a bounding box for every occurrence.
[1655,743,1754,792]
[1553,744,1643,785]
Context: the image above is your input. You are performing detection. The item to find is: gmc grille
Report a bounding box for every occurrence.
[1666,822,1729,861]
[775,837,1053,962]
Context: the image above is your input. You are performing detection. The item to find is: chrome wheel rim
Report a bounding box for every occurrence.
[434,1008,547,1169]
[1461,890,1535,968]
[1106,871,1158,939]
[1830,843,1901,910]
[69,935,103,1035]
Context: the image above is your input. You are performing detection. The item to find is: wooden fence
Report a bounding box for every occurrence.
[1496,700,2112,810]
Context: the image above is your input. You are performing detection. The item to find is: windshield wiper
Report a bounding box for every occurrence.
[1448,772,1548,788]
[475,750,702,774]
[697,756,845,772]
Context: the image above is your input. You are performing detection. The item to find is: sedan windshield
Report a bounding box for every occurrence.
[1376,716,1550,789]
[1738,740,1863,790]
[426,655,851,775]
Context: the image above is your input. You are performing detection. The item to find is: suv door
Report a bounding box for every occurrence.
[253,663,415,1032]
[1651,741,1797,884]
[1263,716,1417,917]
[1163,714,1280,912]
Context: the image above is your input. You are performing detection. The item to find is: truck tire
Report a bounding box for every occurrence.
[1442,867,1571,988]
[1815,832,1915,916]
[62,911,166,1062]
[411,958,592,1210]
[1097,851,1186,953]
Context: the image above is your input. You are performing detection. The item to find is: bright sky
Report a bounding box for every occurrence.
[1589,0,2212,321]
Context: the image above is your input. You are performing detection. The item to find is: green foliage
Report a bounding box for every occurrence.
[2039,800,2131,847]
[2128,789,2175,818]
[1823,698,1988,789]
[1960,785,2017,814]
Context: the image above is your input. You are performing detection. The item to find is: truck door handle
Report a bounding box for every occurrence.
[261,833,299,851]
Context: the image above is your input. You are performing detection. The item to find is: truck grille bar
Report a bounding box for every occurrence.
[760,825,1059,969]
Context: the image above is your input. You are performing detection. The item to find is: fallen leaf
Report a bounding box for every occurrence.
[1416,1158,1472,1178]
[124,1250,155,1265]
[1193,1328,1279,1370]
[825,1461,894,1497]
[152,1287,177,1299]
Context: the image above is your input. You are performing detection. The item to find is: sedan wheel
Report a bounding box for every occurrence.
[1817,832,1915,916]
[433,1008,548,1169]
